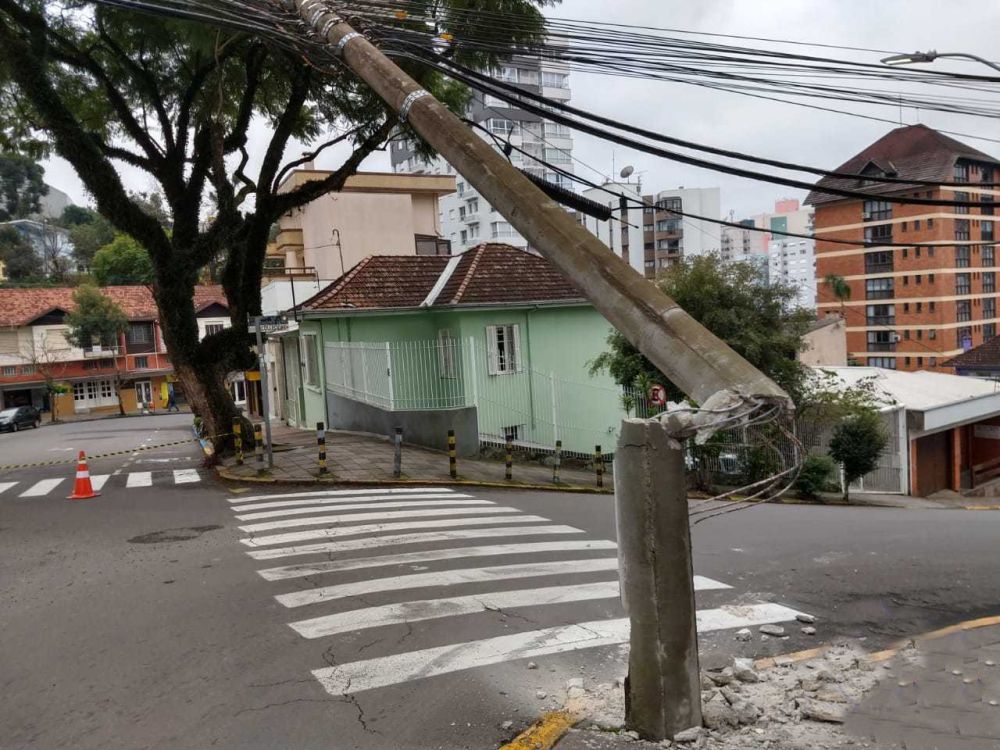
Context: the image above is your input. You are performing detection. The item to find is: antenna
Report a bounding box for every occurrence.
[620,165,635,180]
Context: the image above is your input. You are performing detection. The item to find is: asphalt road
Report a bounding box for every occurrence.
[3,428,1000,750]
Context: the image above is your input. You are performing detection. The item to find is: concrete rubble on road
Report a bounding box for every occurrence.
[557,641,924,749]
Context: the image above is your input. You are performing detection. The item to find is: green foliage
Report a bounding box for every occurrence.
[823,274,851,304]
[65,283,129,350]
[590,254,814,402]
[829,411,889,501]
[794,454,837,501]
[795,369,893,450]
[57,206,116,267]
[91,234,155,285]
[0,225,42,282]
[0,152,47,220]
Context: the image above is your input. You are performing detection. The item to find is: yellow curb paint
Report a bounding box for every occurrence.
[500,711,576,750]
[961,505,1000,511]
[754,645,829,670]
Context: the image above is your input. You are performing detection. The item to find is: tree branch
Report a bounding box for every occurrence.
[270,119,395,217]
[271,126,365,193]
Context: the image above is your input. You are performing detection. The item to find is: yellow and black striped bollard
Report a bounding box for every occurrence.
[553,439,562,484]
[254,423,264,470]
[505,433,513,481]
[448,429,457,479]
[317,422,328,475]
[234,418,243,465]
[595,445,604,488]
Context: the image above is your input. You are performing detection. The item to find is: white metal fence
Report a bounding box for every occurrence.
[324,337,641,455]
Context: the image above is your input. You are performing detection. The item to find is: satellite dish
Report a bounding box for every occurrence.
[620,165,635,179]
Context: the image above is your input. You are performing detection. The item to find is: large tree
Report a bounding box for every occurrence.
[590,254,815,402]
[0,1,550,444]
[92,233,154,285]
[0,151,47,220]
[58,205,116,269]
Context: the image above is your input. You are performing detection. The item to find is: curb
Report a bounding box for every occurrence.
[500,711,577,750]
[214,464,613,494]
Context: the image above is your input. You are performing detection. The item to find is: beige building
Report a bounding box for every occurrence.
[271,170,456,282]
[800,314,848,366]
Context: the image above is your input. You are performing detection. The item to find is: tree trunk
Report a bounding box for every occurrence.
[842,482,850,503]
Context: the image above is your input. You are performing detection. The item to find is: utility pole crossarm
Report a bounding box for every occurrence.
[291,0,790,408]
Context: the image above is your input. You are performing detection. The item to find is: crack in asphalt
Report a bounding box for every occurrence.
[232,697,336,716]
[322,646,377,735]
[478,600,538,625]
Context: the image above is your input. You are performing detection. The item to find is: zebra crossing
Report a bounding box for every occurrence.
[227,487,810,698]
[0,469,206,499]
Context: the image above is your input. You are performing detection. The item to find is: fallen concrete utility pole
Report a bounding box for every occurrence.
[288,0,789,410]
[288,2,790,740]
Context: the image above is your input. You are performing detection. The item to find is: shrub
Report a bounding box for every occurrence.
[795,454,837,501]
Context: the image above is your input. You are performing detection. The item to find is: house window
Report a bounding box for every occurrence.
[867,330,896,352]
[862,199,892,221]
[986,246,996,266]
[929,329,936,340]
[230,378,246,404]
[486,324,522,375]
[134,356,149,369]
[958,327,974,349]
[957,300,972,322]
[985,298,996,319]
[985,323,997,339]
[917,330,923,340]
[928,218,935,227]
[302,333,320,387]
[865,278,894,300]
[956,246,971,268]
[955,191,970,215]
[437,329,457,379]
[1,365,15,377]
[867,357,896,369]
[126,322,153,344]
[956,273,972,295]
[915,220,922,230]
[205,323,225,337]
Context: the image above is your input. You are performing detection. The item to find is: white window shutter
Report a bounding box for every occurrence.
[486,326,499,375]
[511,324,523,372]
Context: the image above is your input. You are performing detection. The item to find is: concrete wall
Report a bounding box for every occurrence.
[326,391,479,456]
[800,317,848,366]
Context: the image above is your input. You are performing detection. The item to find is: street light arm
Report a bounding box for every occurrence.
[881,49,1000,73]
[933,52,1000,74]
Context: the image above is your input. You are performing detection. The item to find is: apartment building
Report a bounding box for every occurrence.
[390,51,574,253]
[622,188,721,278]
[807,124,1000,372]
[271,170,455,281]
[0,285,228,415]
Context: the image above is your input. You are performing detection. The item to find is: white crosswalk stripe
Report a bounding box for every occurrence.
[19,478,64,497]
[223,486,811,698]
[0,469,206,498]
[126,472,153,488]
[313,604,808,696]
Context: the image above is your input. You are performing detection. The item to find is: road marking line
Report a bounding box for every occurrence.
[278,558,629,608]
[234,498,490,521]
[312,604,808,695]
[289,580,622,639]
[0,481,18,496]
[229,487,455,505]
[173,469,201,484]
[241,512,540,547]
[230,493,473,512]
[126,472,153,488]
[238,506,522,534]
[89,475,110,492]
[19,478,64,497]
[257,540,619,581]
[245,520,572,557]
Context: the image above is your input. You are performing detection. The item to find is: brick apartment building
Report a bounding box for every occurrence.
[0,286,229,416]
[807,124,999,372]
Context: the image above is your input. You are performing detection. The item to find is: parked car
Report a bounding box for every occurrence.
[0,406,41,432]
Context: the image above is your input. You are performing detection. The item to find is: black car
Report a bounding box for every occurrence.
[0,406,41,432]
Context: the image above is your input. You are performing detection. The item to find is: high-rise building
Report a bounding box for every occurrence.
[807,124,1000,372]
[389,51,573,254]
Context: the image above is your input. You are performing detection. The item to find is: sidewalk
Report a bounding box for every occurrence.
[540,620,1000,749]
[218,423,612,492]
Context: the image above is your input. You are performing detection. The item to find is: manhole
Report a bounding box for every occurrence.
[128,525,222,544]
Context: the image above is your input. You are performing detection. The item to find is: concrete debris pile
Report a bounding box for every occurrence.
[565,642,920,749]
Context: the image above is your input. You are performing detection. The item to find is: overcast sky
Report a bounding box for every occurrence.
[41,0,1000,219]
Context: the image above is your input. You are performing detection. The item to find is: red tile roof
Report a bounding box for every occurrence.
[945,335,1000,369]
[299,244,585,312]
[0,285,227,327]
[805,124,1000,206]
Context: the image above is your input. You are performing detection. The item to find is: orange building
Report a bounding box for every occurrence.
[807,124,999,372]
[0,286,229,417]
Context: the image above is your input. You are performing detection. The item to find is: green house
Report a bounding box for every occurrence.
[283,243,638,456]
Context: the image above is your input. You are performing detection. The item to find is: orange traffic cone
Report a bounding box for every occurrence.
[68,450,100,500]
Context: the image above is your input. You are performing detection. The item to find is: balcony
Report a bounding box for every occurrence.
[867,315,896,326]
[83,345,121,358]
[868,342,897,352]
